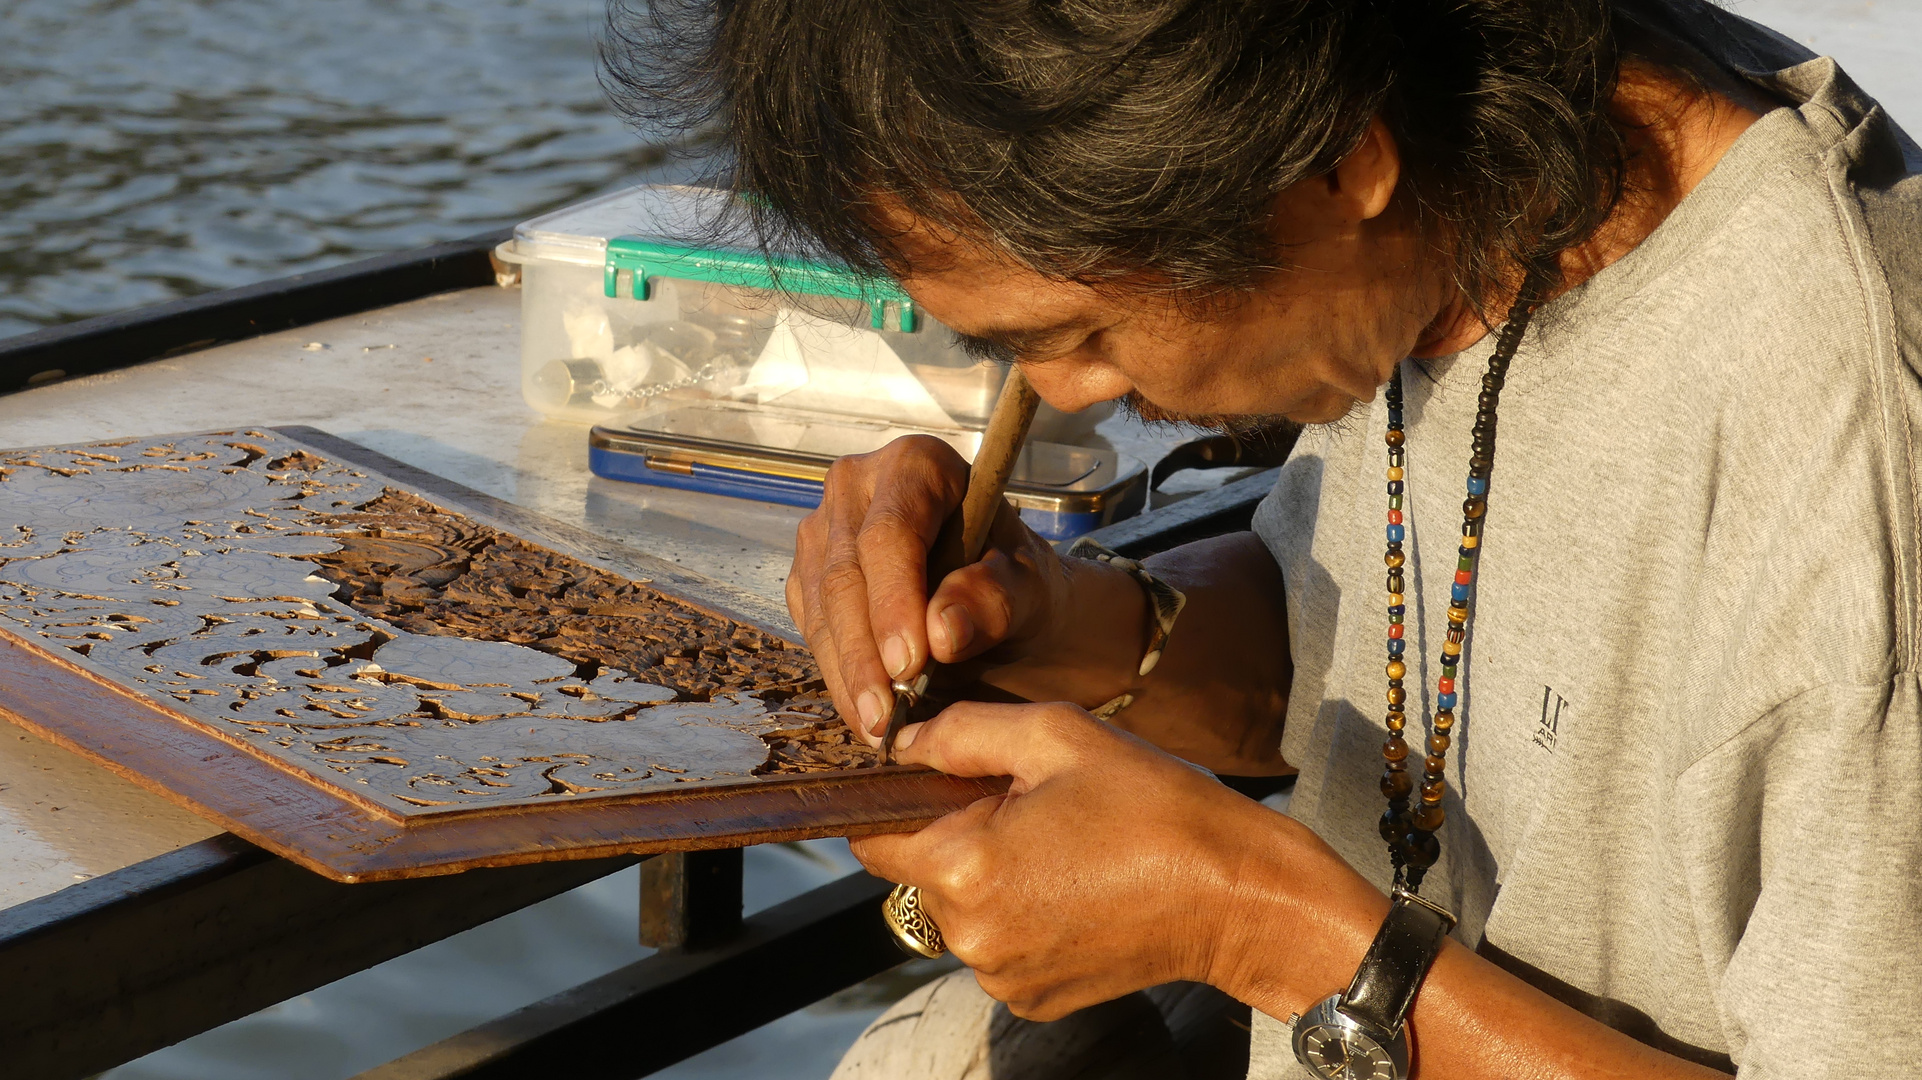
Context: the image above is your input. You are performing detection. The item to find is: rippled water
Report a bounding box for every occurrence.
[0,0,676,340]
[5,1,1917,348]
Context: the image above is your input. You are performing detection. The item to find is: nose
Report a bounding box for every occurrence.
[1018,359,1133,415]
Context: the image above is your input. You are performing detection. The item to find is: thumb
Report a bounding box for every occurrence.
[894,700,1096,790]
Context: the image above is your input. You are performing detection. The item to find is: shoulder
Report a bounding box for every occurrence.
[1733,56,1922,374]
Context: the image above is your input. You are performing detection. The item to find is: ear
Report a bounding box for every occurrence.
[1327,117,1401,223]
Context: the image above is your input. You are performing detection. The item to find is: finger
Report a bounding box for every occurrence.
[926,549,1045,663]
[856,437,968,680]
[795,548,874,747]
[847,830,918,880]
[795,508,885,742]
[850,795,1003,884]
[817,469,897,739]
[894,700,1102,786]
[786,508,826,631]
[785,570,805,635]
[927,498,1056,662]
[802,598,875,746]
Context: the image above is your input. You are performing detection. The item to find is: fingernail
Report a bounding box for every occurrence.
[938,605,974,654]
[894,722,921,752]
[858,690,888,735]
[882,635,911,678]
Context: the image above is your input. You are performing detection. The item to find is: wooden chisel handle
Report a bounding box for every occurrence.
[927,366,1042,580]
[959,366,1041,561]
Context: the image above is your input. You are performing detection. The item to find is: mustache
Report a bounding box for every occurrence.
[1118,391,1303,446]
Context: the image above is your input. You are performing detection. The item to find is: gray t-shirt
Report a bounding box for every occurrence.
[1246,12,1922,1079]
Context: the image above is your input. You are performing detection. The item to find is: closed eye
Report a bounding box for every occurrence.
[950,331,1018,366]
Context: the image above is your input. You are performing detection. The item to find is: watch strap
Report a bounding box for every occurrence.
[1339,889,1456,1034]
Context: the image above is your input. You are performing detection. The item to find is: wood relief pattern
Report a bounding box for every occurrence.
[0,431,872,818]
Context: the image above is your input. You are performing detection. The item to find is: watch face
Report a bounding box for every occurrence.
[1296,1023,1398,1080]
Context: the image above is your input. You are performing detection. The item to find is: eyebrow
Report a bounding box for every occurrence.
[947,321,1086,364]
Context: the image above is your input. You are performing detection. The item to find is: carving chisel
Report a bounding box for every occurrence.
[880,366,1042,764]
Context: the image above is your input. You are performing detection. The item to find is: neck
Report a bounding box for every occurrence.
[1410,58,1764,359]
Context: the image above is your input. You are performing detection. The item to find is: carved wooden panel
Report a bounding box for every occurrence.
[0,429,1000,880]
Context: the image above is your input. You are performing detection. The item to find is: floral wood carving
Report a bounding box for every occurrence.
[0,431,872,818]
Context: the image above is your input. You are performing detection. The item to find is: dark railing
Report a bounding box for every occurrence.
[0,229,511,394]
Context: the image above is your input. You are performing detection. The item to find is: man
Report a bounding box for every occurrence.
[608,0,1922,1075]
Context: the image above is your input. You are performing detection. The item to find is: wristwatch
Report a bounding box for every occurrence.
[1289,888,1456,1080]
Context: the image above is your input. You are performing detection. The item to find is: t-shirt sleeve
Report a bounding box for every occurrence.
[1680,675,1922,1076]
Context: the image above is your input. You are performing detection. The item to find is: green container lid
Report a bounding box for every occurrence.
[603,238,918,333]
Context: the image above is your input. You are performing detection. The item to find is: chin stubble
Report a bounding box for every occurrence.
[1118,390,1313,446]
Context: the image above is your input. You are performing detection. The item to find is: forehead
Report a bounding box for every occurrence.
[876,204,1118,346]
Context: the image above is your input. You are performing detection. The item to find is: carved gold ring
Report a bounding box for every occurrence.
[881,884,947,958]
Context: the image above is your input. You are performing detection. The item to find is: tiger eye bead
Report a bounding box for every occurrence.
[1381,768,1413,799]
[1428,732,1452,755]
[1435,709,1456,731]
[1387,686,1406,706]
[1463,496,1487,519]
[1386,714,1405,732]
[1383,737,1410,762]
[1385,429,1405,447]
[1385,550,1405,569]
[1424,754,1446,773]
[1404,830,1441,868]
[1420,777,1446,801]
[1380,807,1413,844]
[1413,803,1445,831]
[1385,660,1406,680]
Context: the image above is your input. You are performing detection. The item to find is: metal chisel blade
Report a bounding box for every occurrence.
[880,673,928,765]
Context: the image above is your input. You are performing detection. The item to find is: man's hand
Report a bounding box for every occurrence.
[787,434,1295,774]
[849,700,1290,1018]
[786,436,1081,743]
[851,702,1736,1080]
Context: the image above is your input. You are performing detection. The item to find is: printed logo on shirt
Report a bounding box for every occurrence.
[1534,686,1569,753]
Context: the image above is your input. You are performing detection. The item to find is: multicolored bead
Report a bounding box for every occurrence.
[1375,275,1535,893]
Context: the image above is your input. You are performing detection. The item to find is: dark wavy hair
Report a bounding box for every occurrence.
[602,0,1680,318]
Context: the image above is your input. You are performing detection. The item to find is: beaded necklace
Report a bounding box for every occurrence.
[1378,282,1542,894]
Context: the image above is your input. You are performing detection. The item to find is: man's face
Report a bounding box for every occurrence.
[889,121,1454,426]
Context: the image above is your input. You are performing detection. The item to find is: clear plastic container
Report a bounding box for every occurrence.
[495,185,1106,440]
